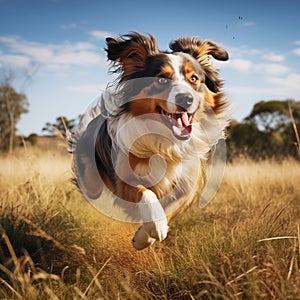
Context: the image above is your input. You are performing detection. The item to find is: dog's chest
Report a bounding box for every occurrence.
[134,158,181,183]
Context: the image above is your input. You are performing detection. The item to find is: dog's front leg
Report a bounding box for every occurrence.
[132,188,169,250]
[116,153,169,249]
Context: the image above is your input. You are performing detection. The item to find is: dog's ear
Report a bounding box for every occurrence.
[170,37,229,92]
[170,37,228,62]
[105,33,159,80]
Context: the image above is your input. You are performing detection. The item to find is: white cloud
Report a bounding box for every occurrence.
[229,74,299,112]
[0,35,106,70]
[225,58,253,72]
[266,73,300,98]
[293,48,300,56]
[229,74,300,99]
[229,86,276,96]
[223,55,289,76]
[89,30,113,40]
[254,63,290,75]
[51,50,102,65]
[228,45,262,58]
[0,54,31,67]
[227,73,300,118]
[262,52,285,62]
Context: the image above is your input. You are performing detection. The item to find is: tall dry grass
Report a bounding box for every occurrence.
[0,145,300,299]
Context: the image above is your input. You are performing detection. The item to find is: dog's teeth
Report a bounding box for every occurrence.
[177,116,182,128]
[172,125,182,136]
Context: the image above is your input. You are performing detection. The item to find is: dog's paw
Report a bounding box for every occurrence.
[143,219,169,241]
[133,189,169,250]
[132,226,156,250]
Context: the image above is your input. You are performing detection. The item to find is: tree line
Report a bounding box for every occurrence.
[1,80,299,160]
[227,100,300,160]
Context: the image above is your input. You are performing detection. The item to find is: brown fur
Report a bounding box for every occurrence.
[169,37,228,113]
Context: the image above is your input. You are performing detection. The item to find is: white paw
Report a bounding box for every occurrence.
[132,226,156,250]
[143,219,169,241]
[132,189,169,250]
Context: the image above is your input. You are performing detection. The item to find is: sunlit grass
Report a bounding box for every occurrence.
[0,147,300,299]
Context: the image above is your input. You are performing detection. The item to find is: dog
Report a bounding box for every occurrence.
[68,32,229,250]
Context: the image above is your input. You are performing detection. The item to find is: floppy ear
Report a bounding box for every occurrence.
[169,37,228,62]
[105,32,159,80]
[169,37,229,92]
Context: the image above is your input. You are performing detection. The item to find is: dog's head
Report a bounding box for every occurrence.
[105,32,228,141]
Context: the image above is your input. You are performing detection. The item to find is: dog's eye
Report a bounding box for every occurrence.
[190,74,199,83]
[157,77,169,85]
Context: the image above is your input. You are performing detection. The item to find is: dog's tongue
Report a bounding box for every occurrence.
[181,112,190,127]
[172,112,192,138]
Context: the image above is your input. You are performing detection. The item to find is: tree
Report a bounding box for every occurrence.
[245,100,291,133]
[226,120,265,160]
[246,100,300,156]
[42,116,77,137]
[0,83,29,153]
[227,99,300,160]
[0,65,37,153]
[25,133,39,146]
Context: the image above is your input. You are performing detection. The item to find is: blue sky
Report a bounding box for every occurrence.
[1,0,300,135]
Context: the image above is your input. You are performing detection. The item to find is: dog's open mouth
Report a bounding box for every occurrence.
[158,107,193,140]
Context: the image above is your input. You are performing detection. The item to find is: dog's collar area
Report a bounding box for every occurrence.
[158,107,193,140]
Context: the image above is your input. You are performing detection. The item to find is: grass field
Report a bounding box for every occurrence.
[0,141,300,299]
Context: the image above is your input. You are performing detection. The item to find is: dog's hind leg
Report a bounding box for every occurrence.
[73,115,115,199]
[75,156,108,199]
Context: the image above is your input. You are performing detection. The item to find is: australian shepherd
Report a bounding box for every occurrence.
[68,32,229,250]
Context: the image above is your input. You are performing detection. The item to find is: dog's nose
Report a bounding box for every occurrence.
[175,93,194,110]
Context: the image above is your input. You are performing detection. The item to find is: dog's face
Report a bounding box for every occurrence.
[105,33,228,141]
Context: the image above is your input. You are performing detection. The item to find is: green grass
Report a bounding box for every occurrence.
[0,147,300,299]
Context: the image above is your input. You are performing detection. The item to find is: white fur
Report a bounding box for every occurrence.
[132,226,156,250]
[132,189,168,250]
[166,54,185,81]
[138,189,167,222]
[166,54,201,114]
